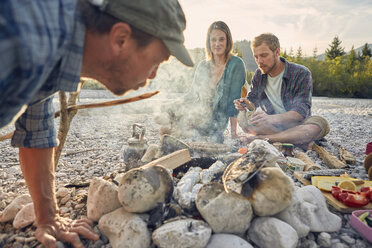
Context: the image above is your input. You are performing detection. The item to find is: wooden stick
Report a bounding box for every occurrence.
[142,149,191,170]
[0,91,160,141]
[295,151,322,171]
[313,144,346,169]
[54,91,159,117]
[62,148,99,157]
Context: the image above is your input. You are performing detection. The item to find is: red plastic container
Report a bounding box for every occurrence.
[366,142,372,155]
[350,210,372,243]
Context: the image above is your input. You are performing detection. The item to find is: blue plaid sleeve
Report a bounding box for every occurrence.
[11,95,58,148]
[0,0,84,148]
[0,0,77,129]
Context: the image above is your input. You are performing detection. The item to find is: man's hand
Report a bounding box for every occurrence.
[35,215,99,248]
[19,148,99,248]
[250,110,277,126]
[233,98,255,112]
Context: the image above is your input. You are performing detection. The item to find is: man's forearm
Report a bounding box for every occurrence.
[19,147,58,225]
[273,110,304,128]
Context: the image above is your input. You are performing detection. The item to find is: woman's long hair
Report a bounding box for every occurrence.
[205,21,233,64]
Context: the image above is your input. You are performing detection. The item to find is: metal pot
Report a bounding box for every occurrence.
[123,123,148,170]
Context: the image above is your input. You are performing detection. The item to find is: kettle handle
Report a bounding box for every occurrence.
[132,123,145,142]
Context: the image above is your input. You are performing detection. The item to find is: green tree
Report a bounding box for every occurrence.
[361,43,372,58]
[312,47,318,59]
[287,47,294,59]
[281,49,288,59]
[325,36,345,60]
[233,46,243,59]
[296,46,303,59]
[346,46,357,74]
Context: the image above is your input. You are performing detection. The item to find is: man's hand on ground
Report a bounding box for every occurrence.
[35,215,99,248]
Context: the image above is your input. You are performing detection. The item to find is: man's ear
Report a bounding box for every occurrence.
[109,22,132,56]
[275,48,280,57]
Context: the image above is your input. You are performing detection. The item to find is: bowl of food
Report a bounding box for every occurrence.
[350,210,372,243]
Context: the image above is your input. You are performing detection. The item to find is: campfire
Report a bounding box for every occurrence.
[85,135,342,248]
[0,129,346,247]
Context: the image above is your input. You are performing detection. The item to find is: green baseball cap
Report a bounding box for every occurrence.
[89,0,194,67]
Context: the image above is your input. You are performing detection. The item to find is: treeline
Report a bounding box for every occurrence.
[281,37,372,98]
[83,36,372,99]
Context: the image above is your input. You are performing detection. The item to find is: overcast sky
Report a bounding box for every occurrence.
[179,0,372,56]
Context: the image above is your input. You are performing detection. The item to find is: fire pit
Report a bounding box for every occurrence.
[84,138,343,248]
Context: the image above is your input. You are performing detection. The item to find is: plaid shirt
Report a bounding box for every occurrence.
[247,57,312,118]
[0,0,85,148]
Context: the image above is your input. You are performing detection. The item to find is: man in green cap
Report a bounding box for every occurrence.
[0,0,193,247]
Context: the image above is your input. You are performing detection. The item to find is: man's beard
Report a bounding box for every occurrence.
[260,54,277,75]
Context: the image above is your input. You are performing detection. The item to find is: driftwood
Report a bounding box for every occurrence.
[294,151,322,171]
[54,83,83,166]
[312,144,346,169]
[142,149,191,170]
[339,146,355,164]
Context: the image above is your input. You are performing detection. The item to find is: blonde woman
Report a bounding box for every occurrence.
[184,21,247,143]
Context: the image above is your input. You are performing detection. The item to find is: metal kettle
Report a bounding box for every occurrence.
[123,123,148,170]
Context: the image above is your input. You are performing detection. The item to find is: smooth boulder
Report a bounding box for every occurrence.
[248,217,298,248]
[248,167,294,216]
[196,182,253,234]
[98,207,151,248]
[0,194,32,223]
[87,177,122,222]
[13,203,35,229]
[152,218,212,248]
[118,165,173,213]
[206,234,254,248]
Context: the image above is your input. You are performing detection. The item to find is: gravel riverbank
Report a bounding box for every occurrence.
[1,89,372,247]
